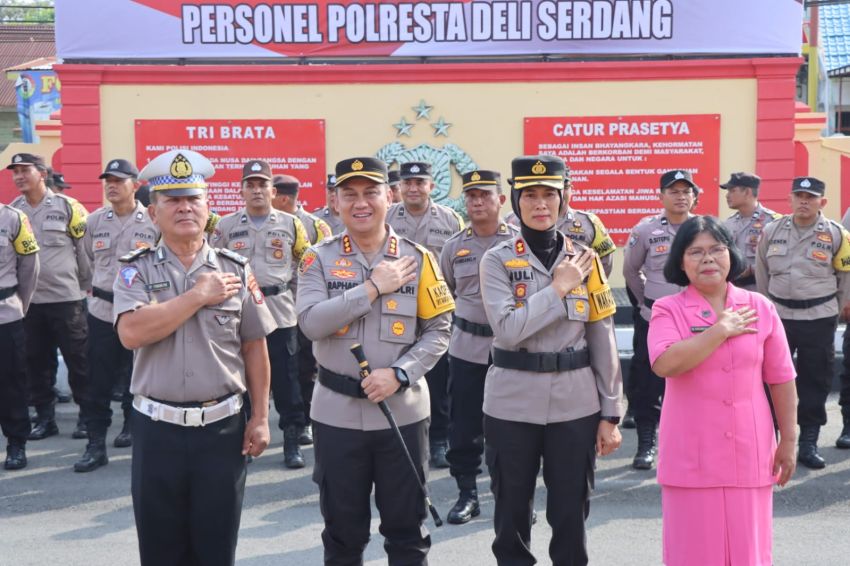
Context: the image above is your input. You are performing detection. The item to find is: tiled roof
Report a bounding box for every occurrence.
[0,25,55,107]
[820,5,850,73]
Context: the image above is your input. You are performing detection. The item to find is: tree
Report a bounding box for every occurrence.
[0,0,54,24]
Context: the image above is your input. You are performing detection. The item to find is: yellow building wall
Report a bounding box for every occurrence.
[99,78,758,287]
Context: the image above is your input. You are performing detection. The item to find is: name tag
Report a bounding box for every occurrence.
[690,326,710,333]
[145,281,171,292]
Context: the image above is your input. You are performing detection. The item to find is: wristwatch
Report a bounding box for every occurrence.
[393,367,410,390]
[601,416,621,425]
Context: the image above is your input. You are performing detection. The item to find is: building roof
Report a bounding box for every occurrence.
[0,25,55,107]
[821,4,850,75]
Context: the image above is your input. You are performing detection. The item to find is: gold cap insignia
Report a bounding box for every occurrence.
[471,171,481,182]
[531,161,546,175]
[170,153,193,179]
[351,160,364,171]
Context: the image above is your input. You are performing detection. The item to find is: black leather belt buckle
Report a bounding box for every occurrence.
[538,354,557,373]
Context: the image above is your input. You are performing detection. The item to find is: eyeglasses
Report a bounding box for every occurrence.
[684,245,729,260]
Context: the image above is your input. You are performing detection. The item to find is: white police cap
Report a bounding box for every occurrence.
[139,149,215,196]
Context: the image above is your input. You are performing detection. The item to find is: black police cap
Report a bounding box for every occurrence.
[720,172,760,190]
[99,159,139,180]
[53,172,71,189]
[326,174,337,190]
[335,157,387,185]
[388,170,401,186]
[509,155,565,190]
[6,153,46,170]
[660,169,697,190]
[399,162,432,180]
[462,169,501,191]
[272,174,299,195]
[791,177,825,196]
[242,160,272,181]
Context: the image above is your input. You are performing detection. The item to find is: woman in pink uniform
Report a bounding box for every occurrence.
[648,216,797,566]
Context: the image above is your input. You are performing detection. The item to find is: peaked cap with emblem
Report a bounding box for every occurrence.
[791,176,825,196]
[326,174,337,191]
[139,149,215,196]
[241,159,272,181]
[99,158,139,180]
[52,171,71,189]
[388,170,401,187]
[334,157,387,185]
[399,161,432,180]
[660,169,697,190]
[509,155,566,190]
[6,152,46,170]
[720,171,760,190]
[462,169,501,192]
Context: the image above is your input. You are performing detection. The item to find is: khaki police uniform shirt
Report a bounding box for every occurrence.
[112,242,277,403]
[212,208,309,329]
[386,200,465,256]
[755,213,850,320]
[296,227,454,431]
[315,206,345,235]
[295,206,332,245]
[11,190,90,304]
[623,214,690,321]
[82,202,157,323]
[0,204,39,324]
[723,204,781,291]
[440,222,517,364]
[479,235,623,425]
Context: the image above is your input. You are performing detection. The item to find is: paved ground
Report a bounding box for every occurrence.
[2,396,849,566]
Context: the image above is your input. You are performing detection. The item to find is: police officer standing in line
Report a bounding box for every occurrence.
[721,172,781,291]
[297,157,453,565]
[51,171,72,193]
[439,169,517,524]
[114,149,276,566]
[272,173,332,445]
[622,170,696,469]
[387,161,464,468]
[74,159,155,472]
[8,153,91,440]
[480,155,622,565]
[756,177,850,469]
[0,201,39,469]
[388,169,402,203]
[214,160,310,468]
[315,174,345,235]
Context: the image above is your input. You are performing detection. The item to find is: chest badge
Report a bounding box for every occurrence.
[456,249,471,257]
[330,269,357,279]
[215,315,232,326]
[514,283,527,298]
[386,299,398,311]
[391,321,406,336]
[335,258,352,267]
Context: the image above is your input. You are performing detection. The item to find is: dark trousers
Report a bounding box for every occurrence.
[840,327,850,416]
[484,413,598,566]
[24,300,88,408]
[131,410,247,566]
[627,315,665,425]
[0,320,30,444]
[297,328,316,422]
[447,355,487,486]
[782,317,837,427]
[313,419,431,566]
[425,354,450,445]
[83,315,133,435]
[268,327,306,429]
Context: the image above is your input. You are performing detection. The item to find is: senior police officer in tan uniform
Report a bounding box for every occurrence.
[8,153,91,441]
[0,202,39,470]
[387,161,464,467]
[297,156,453,565]
[480,155,622,565]
[114,149,276,566]
[315,174,345,235]
[439,169,517,524]
[622,169,696,470]
[721,172,781,291]
[74,159,156,473]
[837,207,850,449]
[756,176,850,469]
[213,160,310,468]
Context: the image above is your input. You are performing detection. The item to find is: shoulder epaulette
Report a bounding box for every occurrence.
[215,247,249,265]
[119,246,153,263]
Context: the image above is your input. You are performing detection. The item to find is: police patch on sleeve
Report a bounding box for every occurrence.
[13,212,38,255]
[120,266,139,287]
[67,199,88,240]
[299,250,318,274]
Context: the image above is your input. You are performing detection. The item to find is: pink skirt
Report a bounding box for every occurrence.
[662,485,773,566]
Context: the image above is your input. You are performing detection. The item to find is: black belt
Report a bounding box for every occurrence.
[769,293,836,310]
[735,274,756,287]
[454,316,493,337]
[492,347,591,373]
[0,286,18,301]
[92,286,114,303]
[644,298,655,309]
[260,283,287,297]
[318,366,366,399]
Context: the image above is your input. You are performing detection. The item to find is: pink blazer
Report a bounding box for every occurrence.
[648,283,796,488]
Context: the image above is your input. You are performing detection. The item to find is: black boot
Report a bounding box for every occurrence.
[632,421,656,470]
[74,434,108,473]
[447,489,480,524]
[72,416,89,440]
[113,418,132,448]
[283,425,305,469]
[836,410,850,449]
[622,406,636,430]
[430,441,449,469]
[29,404,58,441]
[298,423,313,446]
[4,442,27,470]
[798,425,826,469]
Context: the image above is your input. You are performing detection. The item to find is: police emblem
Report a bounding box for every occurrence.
[817,233,832,243]
[575,301,586,314]
[169,153,193,178]
[514,283,527,298]
[531,161,546,175]
[119,266,139,287]
[674,171,685,180]
[392,321,405,336]
[233,241,246,250]
[504,258,530,268]
[331,269,357,279]
[386,299,398,311]
[812,250,828,261]
[351,160,364,171]
[251,162,262,172]
[456,249,471,257]
[95,240,105,249]
[515,240,526,255]
[136,241,150,249]
[335,258,353,267]
[471,171,481,182]
[271,238,283,248]
[299,250,317,274]
[273,249,284,259]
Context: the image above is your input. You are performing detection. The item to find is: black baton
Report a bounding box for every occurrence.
[350,343,443,527]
